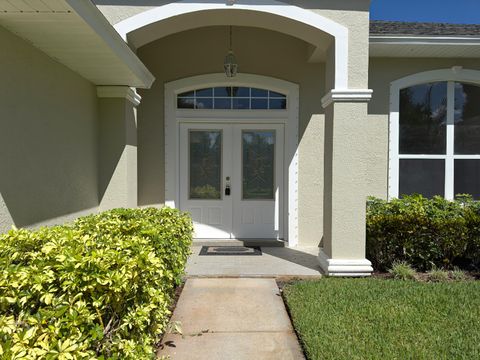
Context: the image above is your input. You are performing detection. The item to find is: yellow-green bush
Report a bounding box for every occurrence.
[367,195,480,271]
[0,207,193,359]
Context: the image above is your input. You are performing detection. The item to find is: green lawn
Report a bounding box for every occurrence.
[283,278,480,360]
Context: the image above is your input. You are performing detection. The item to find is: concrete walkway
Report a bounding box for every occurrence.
[186,245,322,277]
[158,278,305,360]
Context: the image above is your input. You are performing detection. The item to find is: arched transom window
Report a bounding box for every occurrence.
[394,81,480,199]
[177,87,287,110]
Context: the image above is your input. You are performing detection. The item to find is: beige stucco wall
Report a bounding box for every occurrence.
[0,26,99,232]
[98,98,138,211]
[367,58,480,200]
[136,26,325,245]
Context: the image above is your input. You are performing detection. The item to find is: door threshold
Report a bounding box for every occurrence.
[193,239,286,248]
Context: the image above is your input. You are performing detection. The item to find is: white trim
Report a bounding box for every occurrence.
[321,89,373,108]
[97,86,142,107]
[389,68,480,199]
[370,35,480,45]
[66,0,154,88]
[114,0,349,90]
[165,73,299,247]
[318,249,373,277]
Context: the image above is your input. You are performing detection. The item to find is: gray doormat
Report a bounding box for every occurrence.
[199,246,262,256]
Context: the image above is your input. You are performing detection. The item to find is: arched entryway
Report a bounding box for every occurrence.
[165,73,299,244]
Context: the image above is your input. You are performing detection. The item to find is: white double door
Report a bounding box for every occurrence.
[179,123,284,239]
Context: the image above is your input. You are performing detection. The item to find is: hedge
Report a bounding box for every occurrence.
[367,195,480,272]
[0,207,193,359]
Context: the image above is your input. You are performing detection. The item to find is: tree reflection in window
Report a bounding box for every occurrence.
[189,131,222,199]
[399,82,447,154]
[242,131,275,200]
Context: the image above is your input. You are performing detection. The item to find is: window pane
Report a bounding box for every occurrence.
[178,97,195,109]
[454,160,480,199]
[233,98,249,109]
[269,90,286,98]
[214,87,230,97]
[233,87,250,97]
[189,131,222,200]
[269,98,287,110]
[195,98,213,109]
[454,83,480,154]
[214,98,231,109]
[399,82,447,154]
[242,131,275,200]
[399,159,445,198]
[251,88,268,97]
[178,90,194,97]
[251,99,268,109]
[196,88,213,97]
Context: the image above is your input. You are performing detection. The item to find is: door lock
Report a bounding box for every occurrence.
[225,176,231,196]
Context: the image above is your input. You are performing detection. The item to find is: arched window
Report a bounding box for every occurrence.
[177,87,287,110]
[392,80,480,199]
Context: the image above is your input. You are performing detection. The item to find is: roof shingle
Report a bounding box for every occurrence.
[370,20,480,36]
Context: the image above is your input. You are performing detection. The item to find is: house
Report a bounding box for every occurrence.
[1,0,480,276]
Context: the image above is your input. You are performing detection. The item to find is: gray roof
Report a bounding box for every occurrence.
[370,21,480,37]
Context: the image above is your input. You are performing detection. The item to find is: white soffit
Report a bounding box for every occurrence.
[370,36,480,58]
[0,0,154,88]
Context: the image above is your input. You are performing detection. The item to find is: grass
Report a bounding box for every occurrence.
[283,278,480,360]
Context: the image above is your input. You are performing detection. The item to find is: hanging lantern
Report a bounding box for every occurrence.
[224,26,238,77]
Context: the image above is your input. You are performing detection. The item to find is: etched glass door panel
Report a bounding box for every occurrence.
[242,131,275,200]
[189,130,222,200]
[180,124,232,238]
[232,125,284,239]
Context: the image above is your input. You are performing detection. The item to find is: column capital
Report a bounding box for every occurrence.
[321,89,373,108]
[97,86,142,107]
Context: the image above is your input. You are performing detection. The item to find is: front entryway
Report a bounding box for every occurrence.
[179,123,284,239]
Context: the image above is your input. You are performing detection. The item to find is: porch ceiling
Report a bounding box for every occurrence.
[0,0,154,88]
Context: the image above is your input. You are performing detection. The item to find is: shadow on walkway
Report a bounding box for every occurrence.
[261,247,321,272]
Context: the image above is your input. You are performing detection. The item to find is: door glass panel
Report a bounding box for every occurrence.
[189,130,222,199]
[399,82,447,154]
[242,131,275,200]
[454,83,480,154]
[454,160,480,199]
[399,159,445,198]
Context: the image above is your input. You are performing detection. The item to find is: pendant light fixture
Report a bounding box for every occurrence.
[224,26,238,78]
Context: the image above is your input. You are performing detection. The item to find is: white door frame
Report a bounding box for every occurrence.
[165,73,299,246]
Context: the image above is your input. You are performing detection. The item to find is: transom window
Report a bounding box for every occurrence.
[395,81,480,199]
[177,87,287,110]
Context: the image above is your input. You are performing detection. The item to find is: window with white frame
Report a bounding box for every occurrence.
[177,87,287,110]
[393,81,480,199]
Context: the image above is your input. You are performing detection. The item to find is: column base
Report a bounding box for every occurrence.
[318,249,373,277]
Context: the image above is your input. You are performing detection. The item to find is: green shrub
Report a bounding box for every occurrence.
[367,194,480,271]
[388,261,417,280]
[0,207,193,359]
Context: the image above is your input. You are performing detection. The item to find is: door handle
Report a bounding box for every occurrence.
[225,176,231,196]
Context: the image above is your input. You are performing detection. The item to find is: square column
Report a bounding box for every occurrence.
[319,90,374,276]
[97,86,140,210]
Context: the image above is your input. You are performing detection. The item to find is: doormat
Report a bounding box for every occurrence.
[199,246,262,256]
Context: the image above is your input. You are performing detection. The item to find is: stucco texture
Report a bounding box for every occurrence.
[0,26,99,232]
[136,26,325,246]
